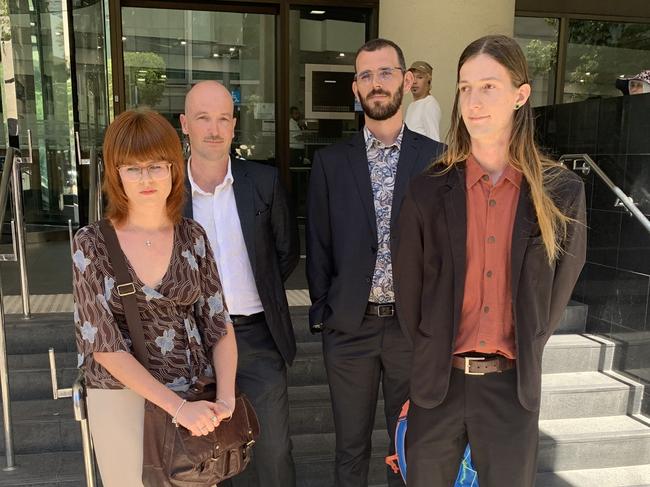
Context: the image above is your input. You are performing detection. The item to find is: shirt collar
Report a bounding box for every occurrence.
[465,154,522,189]
[187,156,234,196]
[363,124,405,152]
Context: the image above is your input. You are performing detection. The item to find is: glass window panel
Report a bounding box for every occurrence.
[0,1,79,225]
[514,16,559,107]
[289,6,372,218]
[121,7,276,164]
[564,20,650,103]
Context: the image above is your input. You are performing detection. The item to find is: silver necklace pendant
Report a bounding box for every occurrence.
[145,240,152,247]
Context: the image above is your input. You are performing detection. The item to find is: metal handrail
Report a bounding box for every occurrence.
[559,153,650,235]
[0,148,18,470]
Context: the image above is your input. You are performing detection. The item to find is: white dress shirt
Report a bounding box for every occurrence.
[405,94,442,142]
[188,158,264,317]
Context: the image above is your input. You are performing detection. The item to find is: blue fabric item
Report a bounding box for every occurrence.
[395,416,479,486]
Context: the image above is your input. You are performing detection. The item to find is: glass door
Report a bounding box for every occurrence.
[0,0,110,227]
[288,5,374,218]
[119,4,277,165]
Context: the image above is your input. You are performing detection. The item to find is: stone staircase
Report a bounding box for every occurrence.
[0,304,649,486]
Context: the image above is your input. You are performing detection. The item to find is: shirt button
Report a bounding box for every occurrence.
[365,277,371,283]
[486,270,493,278]
[481,175,489,182]
[483,306,490,313]
[487,236,496,244]
[489,199,497,207]
[479,340,486,347]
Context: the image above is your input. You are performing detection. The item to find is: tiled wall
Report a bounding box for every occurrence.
[535,93,650,415]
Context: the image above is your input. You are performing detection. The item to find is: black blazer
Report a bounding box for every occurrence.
[394,163,587,411]
[184,158,300,365]
[306,127,444,336]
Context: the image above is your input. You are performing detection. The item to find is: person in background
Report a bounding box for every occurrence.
[404,61,442,142]
[616,69,650,95]
[73,108,237,486]
[395,35,586,487]
[180,81,299,487]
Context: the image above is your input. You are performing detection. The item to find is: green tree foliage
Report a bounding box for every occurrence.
[124,51,166,108]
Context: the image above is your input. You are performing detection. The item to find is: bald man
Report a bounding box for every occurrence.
[180,81,299,487]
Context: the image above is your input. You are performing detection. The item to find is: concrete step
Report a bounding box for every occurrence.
[288,334,614,388]
[5,355,78,401]
[0,451,85,486]
[2,314,75,355]
[0,400,78,455]
[293,415,650,479]
[540,371,642,420]
[293,431,390,487]
[538,415,650,471]
[7,368,637,454]
[536,464,650,486]
[290,301,588,342]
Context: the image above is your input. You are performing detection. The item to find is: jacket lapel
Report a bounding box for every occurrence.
[443,166,468,333]
[391,128,419,230]
[510,180,536,304]
[347,133,378,241]
[232,160,257,275]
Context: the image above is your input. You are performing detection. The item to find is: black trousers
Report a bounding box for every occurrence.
[323,314,411,487]
[220,318,295,487]
[406,368,539,487]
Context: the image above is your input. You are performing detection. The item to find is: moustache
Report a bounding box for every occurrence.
[367,89,391,98]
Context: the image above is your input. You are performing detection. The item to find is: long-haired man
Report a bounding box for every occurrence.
[394,35,586,487]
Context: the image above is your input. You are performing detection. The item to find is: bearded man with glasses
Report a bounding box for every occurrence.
[306,38,445,487]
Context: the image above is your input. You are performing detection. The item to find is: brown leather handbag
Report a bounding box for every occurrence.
[99,219,260,486]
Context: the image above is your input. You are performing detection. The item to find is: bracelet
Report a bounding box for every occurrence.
[171,399,187,428]
[216,398,234,421]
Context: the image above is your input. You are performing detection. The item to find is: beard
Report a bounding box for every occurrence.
[358,85,404,121]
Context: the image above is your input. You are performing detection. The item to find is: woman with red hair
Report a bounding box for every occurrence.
[72,108,237,486]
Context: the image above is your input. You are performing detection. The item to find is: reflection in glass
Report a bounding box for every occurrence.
[121,7,276,164]
[289,6,371,217]
[564,20,650,103]
[0,1,78,225]
[514,17,559,107]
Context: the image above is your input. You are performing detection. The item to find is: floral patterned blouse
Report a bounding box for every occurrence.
[72,217,230,390]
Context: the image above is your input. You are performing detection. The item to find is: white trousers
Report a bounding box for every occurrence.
[87,388,145,487]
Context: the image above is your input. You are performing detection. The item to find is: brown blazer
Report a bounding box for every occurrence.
[394,163,586,412]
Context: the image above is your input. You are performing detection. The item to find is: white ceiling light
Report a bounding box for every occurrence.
[310,10,326,15]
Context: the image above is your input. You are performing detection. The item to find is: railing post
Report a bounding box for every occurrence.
[11,151,30,319]
[0,148,17,470]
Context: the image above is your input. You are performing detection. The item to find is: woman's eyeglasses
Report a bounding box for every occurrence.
[118,162,172,182]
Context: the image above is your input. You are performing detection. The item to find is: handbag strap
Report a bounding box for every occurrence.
[98,219,150,369]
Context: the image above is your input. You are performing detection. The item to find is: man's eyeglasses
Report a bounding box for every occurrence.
[118,162,172,182]
[354,67,404,86]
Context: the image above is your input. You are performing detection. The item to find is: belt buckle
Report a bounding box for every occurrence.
[464,356,485,376]
[377,304,394,317]
[117,283,136,296]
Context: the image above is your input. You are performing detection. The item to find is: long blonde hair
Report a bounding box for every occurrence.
[439,34,571,264]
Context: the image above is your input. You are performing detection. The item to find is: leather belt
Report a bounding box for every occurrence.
[452,355,515,376]
[230,312,265,326]
[365,302,395,317]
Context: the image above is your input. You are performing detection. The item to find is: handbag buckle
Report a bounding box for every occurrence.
[117,282,136,296]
